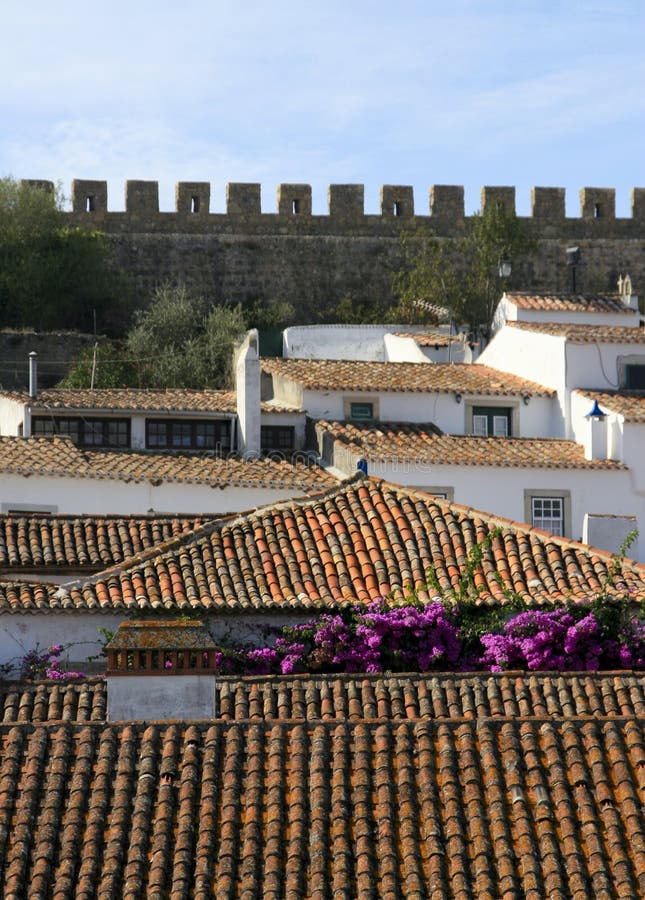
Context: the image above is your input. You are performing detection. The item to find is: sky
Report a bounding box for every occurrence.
[2,1,645,216]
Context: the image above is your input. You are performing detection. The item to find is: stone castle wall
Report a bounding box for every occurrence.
[22,180,645,320]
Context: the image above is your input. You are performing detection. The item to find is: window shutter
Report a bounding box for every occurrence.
[473,415,488,436]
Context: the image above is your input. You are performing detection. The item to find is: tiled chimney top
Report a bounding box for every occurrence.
[106,620,217,676]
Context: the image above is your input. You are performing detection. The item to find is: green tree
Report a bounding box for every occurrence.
[57,341,138,389]
[0,177,121,332]
[391,203,535,333]
[464,202,536,334]
[59,283,250,389]
[390,230,461,325]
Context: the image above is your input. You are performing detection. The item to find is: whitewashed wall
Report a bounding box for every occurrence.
[493,295,639,332]
[0,610,315,669]
[0,397,26,436]
[283,324,430,361]
[478,328,567,436]
[384,334,473,364]
[360,459,641,558]
[0,472,315,515]
[260,411,307,449]
[298,387,554,436]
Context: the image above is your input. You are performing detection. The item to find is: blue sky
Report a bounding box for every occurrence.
[2,1,644,215]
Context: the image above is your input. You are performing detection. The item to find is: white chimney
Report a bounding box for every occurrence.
[235,329,261,457]
[584,400,608,461]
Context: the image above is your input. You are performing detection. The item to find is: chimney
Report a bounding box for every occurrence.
[584,399,608,461]
[583,514,639,557]
[235,329,261,457]
[28,351,38,398]
[106,620,218,721]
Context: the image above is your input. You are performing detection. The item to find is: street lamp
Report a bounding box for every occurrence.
[498,256,512,280]
[567,247,580,292]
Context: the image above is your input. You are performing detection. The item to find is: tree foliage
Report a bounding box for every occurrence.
[59,283,248,389]
[391,203,536,332]
[0,177,121,332]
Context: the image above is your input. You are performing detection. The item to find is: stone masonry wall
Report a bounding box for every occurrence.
[22,180,645,320]
[0,331,98,390]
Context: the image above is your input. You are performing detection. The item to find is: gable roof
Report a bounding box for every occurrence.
[262,359,554,396]
[0,514,206,570]
[0,436,337,490]
[4,479,643,614]
[0,672,644,897]
[509,321,645,343]
[575,390,645,422]
[316,421,625,469]
[504,291,634,314]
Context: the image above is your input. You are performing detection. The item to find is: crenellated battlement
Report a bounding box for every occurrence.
[19,179,645,229]
[17,178,645,325]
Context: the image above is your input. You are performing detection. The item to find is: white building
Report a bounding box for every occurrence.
[283,323,474,363]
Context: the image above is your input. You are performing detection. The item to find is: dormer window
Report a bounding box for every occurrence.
[471,406,512,436]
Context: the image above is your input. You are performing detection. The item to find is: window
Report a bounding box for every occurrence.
[349,402,374,421]
[524,490,571,537]
[531,497,564,535]
[1,503,57,514]
[171,422,192,449]
[625,365,645,390]
[31,416,129,448]
[617,356,645,391]
[411,486,455,501]
[471,406,512,436]
[145,419,231,452]
[344,396,379,422]
[261,425,295,451]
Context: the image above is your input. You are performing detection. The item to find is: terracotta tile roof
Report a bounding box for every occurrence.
[505,291,634,314]
[0,436,337,490]
[3,387,238,412]
[0,514,205,570]
[262,358,554,396]
[509,321,645,343]
[7,479,643,614]
[0,711,645,896]
[316,420,625,469]
[575,390,645,422]
[4,671,645,724]
[392,330,462,347]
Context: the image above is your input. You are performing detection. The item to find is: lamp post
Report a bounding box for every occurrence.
[498,255,512,281]
[567,247,580,292]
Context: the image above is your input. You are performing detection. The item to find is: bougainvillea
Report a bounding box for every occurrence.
[0,644,85,681]
[226,599,645,676]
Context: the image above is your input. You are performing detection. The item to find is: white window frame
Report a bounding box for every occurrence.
[524,489,571,537]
